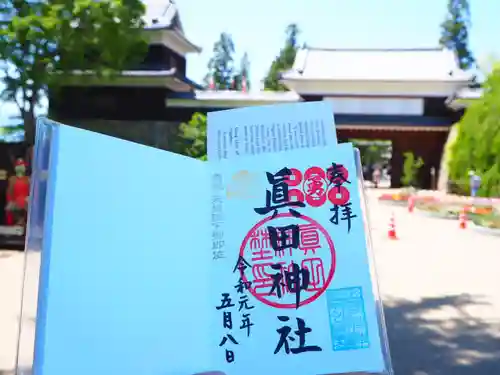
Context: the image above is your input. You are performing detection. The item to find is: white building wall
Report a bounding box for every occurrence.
[323,97,424,116]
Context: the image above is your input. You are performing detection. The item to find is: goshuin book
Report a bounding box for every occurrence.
[17,103,392,375]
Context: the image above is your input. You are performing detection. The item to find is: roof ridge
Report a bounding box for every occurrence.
[143,0,180,30]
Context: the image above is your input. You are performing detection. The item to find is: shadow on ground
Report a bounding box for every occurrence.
[385,294,500,375]
[2,295,499,375]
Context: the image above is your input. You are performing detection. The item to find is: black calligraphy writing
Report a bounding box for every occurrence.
[274,316,322,355]
[327,163,350,188]
[269,262,310,308]
[330,202,357,233]
[216,293,235,310]
[240,313,254,337]
[254,168,305,218]
[218,292,238,363]
[219,333,239,363]
[268,224,300,256]
[234,278,252,294]
[223,311,233,329]
[233,255,251,275]
[238,295,254,311]
[233,257,255,339]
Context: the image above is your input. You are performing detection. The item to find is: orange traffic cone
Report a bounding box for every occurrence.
[459,208,467,229]
[408,196,415,213]
[388,212,398,240]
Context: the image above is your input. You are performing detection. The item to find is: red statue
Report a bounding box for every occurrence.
[6,158,30,226]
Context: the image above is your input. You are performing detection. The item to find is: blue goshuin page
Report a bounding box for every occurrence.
[33,120,213,375]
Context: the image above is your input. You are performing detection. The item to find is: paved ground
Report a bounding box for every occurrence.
[0,189,499,375]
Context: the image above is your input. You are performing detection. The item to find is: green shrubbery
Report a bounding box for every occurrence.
[176,113,207,160]
[401,152,424,187]
[448,64,500,197]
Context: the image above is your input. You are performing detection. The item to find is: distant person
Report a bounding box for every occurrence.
[468,170,481,197]
[372,167,381,188]
[5,158,30,226]
[362,165,369,181]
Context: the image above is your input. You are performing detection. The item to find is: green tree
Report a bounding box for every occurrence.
[0,115,24,141]
[205,32,235,90]
[233,52,250,91]
[439,0,475,70]
[177,113,207,160]
[351,140,391,167]
[448,63,500,197]
[401,152,424,187]
[263,23,300,91]
[0,0,147,144]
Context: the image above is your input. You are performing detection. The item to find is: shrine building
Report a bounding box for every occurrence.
[49,0,479,189]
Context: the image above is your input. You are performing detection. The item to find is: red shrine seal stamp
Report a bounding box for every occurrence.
[239,213,336,309]
[285,166,351,208]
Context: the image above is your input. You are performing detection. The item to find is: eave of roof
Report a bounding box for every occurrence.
[446,87,484,110]
[142,0,201,52]
[455,87,484,99]
[164,28,202,53]
[120,69,203,89]
[171,90,301,101]
[166,90,302,108]
[64,68,202,91]
[68,68,177,77]
[144,26,201,53]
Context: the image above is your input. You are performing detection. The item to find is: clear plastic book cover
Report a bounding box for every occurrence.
[353,147,393,375]
[15,117,58,375]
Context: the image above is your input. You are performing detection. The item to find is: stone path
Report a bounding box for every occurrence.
[369,190,500,374]
[0,189,499,375]
[0,251,24,373]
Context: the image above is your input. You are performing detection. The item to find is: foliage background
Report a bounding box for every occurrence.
[401,152,424,187]
[0,0,147,143]
[176,113,207,160]
[448,64,500,197]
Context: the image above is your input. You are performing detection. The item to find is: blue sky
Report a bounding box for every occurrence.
[0,0,498,123]
[178,0,499,89]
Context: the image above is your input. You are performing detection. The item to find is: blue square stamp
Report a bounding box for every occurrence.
[326,287,370,351]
